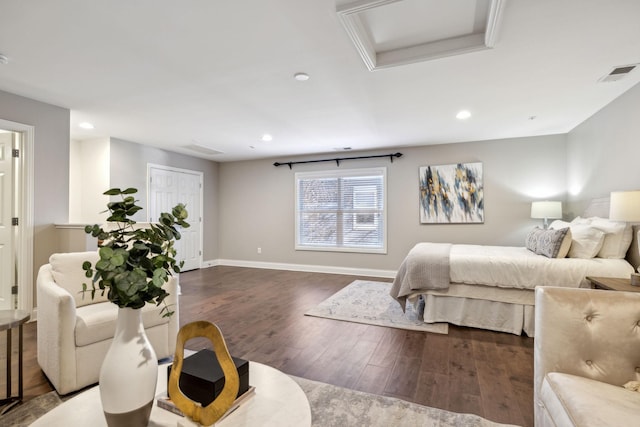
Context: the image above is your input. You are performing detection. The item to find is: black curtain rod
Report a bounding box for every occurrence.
[273,152,403,169]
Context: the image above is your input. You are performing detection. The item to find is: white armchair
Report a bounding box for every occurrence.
[37,251,179,395]
[534,286,640,427]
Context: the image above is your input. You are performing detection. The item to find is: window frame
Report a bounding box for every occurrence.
[294,167,387,254]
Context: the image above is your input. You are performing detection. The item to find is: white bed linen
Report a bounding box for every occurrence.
[421,294,534,335]
[421,283,535,305]
[450,245,634,290]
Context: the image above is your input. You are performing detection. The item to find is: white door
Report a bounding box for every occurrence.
[0,132,14,309]
[148,165,202,272]
[176,172,202,271]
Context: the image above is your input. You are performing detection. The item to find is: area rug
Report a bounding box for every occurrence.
[292,375,519,427]
[4,377,517,427]
[1,391,64,426]
[305,280,448,334]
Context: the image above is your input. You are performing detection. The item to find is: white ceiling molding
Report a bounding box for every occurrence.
[337,0,505,71]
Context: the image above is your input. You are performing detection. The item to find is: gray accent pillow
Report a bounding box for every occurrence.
[526,227,570,258]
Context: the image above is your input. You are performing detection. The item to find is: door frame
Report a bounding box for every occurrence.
[146,163,203,270]
[0,119,34,314]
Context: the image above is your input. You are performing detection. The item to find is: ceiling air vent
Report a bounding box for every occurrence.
[184,143,224,156]
[599,64,637,83]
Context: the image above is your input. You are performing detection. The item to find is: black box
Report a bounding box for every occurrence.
[167,350,249,406]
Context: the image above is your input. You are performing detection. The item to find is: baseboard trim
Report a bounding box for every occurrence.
[202,259,397,279]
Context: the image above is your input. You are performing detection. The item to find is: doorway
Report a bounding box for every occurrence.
[0,120,34,313]
[147,164,203,271]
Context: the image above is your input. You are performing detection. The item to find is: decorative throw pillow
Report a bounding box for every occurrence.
[556,228,572,258]
[525,227,570,258]
[525,228,541,253]
[549,221,573,258]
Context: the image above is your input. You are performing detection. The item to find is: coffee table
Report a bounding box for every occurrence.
[31,362,311,426]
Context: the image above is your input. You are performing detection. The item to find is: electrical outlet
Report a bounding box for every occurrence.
[257,247,262,254]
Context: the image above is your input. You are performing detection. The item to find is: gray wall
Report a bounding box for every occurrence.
[4,77,639,296]
[0,90,70,288]
[566,82,640,215]
[218,134,567,272]
[109,138,219,260]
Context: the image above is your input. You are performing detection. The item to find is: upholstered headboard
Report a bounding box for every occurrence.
[582,196,640,271]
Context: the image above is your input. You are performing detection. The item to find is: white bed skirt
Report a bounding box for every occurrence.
[422,294,535,336]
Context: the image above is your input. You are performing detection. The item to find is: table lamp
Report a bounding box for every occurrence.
[531,201,562,229]
[609,190,640,284]
[609,190,640,222]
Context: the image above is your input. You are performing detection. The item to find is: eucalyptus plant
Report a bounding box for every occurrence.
[82,187,189,316]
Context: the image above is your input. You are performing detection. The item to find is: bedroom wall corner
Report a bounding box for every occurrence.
[108,138,220,261]
[566,82,640,217]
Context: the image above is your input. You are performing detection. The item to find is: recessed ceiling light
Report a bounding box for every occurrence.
[79,122,95,129]
[261,134,273,142]
[456,110,471,120]
[294,72,310,81]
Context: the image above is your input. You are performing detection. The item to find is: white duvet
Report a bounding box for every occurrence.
[450,245,634,290]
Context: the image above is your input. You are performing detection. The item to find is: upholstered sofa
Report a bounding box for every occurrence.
[534,286,640,426]
[37,251,179,395]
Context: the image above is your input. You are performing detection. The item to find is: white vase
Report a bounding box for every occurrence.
[99,307,158,427]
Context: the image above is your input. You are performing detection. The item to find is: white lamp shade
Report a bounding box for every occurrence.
[609,191,640,222]
[531,201,562,219]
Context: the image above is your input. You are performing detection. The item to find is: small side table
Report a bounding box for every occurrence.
[586,276,640,292]
[0,309,30,414]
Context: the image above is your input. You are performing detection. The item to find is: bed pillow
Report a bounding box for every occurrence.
[567,224,606,259]
[525,227,571,258]
[550,219,571,230]
[571,216,592,225]
[588,217,633,259]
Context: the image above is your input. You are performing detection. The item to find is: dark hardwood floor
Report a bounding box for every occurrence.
[1,266,534,426]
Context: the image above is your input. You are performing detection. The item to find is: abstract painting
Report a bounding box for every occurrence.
[419,162,484,224]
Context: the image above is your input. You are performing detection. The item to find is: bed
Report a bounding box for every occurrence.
[391,199,640,337]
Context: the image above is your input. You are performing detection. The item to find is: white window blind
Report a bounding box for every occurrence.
[295,167,387,253]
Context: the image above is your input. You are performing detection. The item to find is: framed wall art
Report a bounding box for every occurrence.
[419,162,484,224]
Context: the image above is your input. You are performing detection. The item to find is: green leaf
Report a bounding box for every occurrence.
[122,188,137,194]
[103,188,122,196]
[99,247,114,259]
[110,253,125,267]
[126,206,143,215]
[96,259,111,271]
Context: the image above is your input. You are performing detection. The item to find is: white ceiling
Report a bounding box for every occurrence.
[0,0,639,162]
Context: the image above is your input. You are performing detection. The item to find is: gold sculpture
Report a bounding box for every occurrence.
[168,321,240,426]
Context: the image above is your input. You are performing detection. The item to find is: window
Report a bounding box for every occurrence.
[295,167,386,253]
